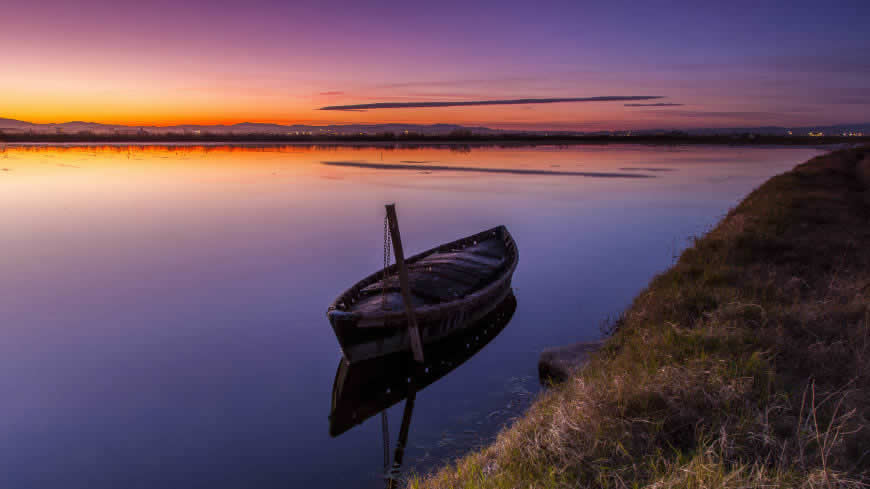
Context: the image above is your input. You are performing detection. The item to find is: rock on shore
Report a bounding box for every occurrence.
[538,340,604,385]
[857,152,870,205]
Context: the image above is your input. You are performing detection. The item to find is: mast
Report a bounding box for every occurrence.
[384,204,425,363]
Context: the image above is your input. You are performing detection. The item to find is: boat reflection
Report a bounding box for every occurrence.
[328,291,517,485]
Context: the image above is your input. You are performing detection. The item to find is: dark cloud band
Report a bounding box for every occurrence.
[320,96,663,111]
[322,161,655,178]
[624,103,684,107]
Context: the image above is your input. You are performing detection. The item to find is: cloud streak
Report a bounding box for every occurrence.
[322,161,655,178]
[319,96,663,111]
[624,103,684,107]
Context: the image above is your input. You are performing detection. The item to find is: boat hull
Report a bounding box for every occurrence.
[331,277,512,363]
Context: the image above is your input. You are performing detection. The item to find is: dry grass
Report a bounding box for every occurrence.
[411,147,870,489]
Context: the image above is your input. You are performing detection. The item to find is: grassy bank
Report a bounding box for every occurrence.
[413,147,870,488]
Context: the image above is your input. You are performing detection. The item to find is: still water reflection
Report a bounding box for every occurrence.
[330,292,517,486]
[0,143,823,488]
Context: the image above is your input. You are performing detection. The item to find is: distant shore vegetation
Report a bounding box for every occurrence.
[1,130,868,146]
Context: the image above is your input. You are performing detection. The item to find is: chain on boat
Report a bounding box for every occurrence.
[382,214,392,310]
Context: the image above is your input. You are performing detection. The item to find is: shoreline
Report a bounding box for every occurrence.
[412,147,870,488]
[1,134,868,148]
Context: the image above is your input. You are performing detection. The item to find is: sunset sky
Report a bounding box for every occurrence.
[3,0,868,131]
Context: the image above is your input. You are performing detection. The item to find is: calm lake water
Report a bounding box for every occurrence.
[0,143,823,488]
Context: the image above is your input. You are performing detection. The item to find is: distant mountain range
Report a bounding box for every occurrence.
[0,117,867,137]
[0,118,502,136]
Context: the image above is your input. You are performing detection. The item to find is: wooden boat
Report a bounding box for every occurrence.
[327,224,518,364]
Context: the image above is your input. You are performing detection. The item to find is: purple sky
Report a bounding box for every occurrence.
[2,0,868,129]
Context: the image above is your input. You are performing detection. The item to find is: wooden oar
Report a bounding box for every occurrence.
[385,204,425,363]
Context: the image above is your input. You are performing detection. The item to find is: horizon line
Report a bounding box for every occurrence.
[2,116,869,134]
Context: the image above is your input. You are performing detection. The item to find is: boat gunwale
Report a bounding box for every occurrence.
[327,225,518,326]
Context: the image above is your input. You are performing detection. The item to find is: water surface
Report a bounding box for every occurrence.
[0,143,823,488]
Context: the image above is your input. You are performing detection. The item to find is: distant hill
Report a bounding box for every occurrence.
[0,118,503,136]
